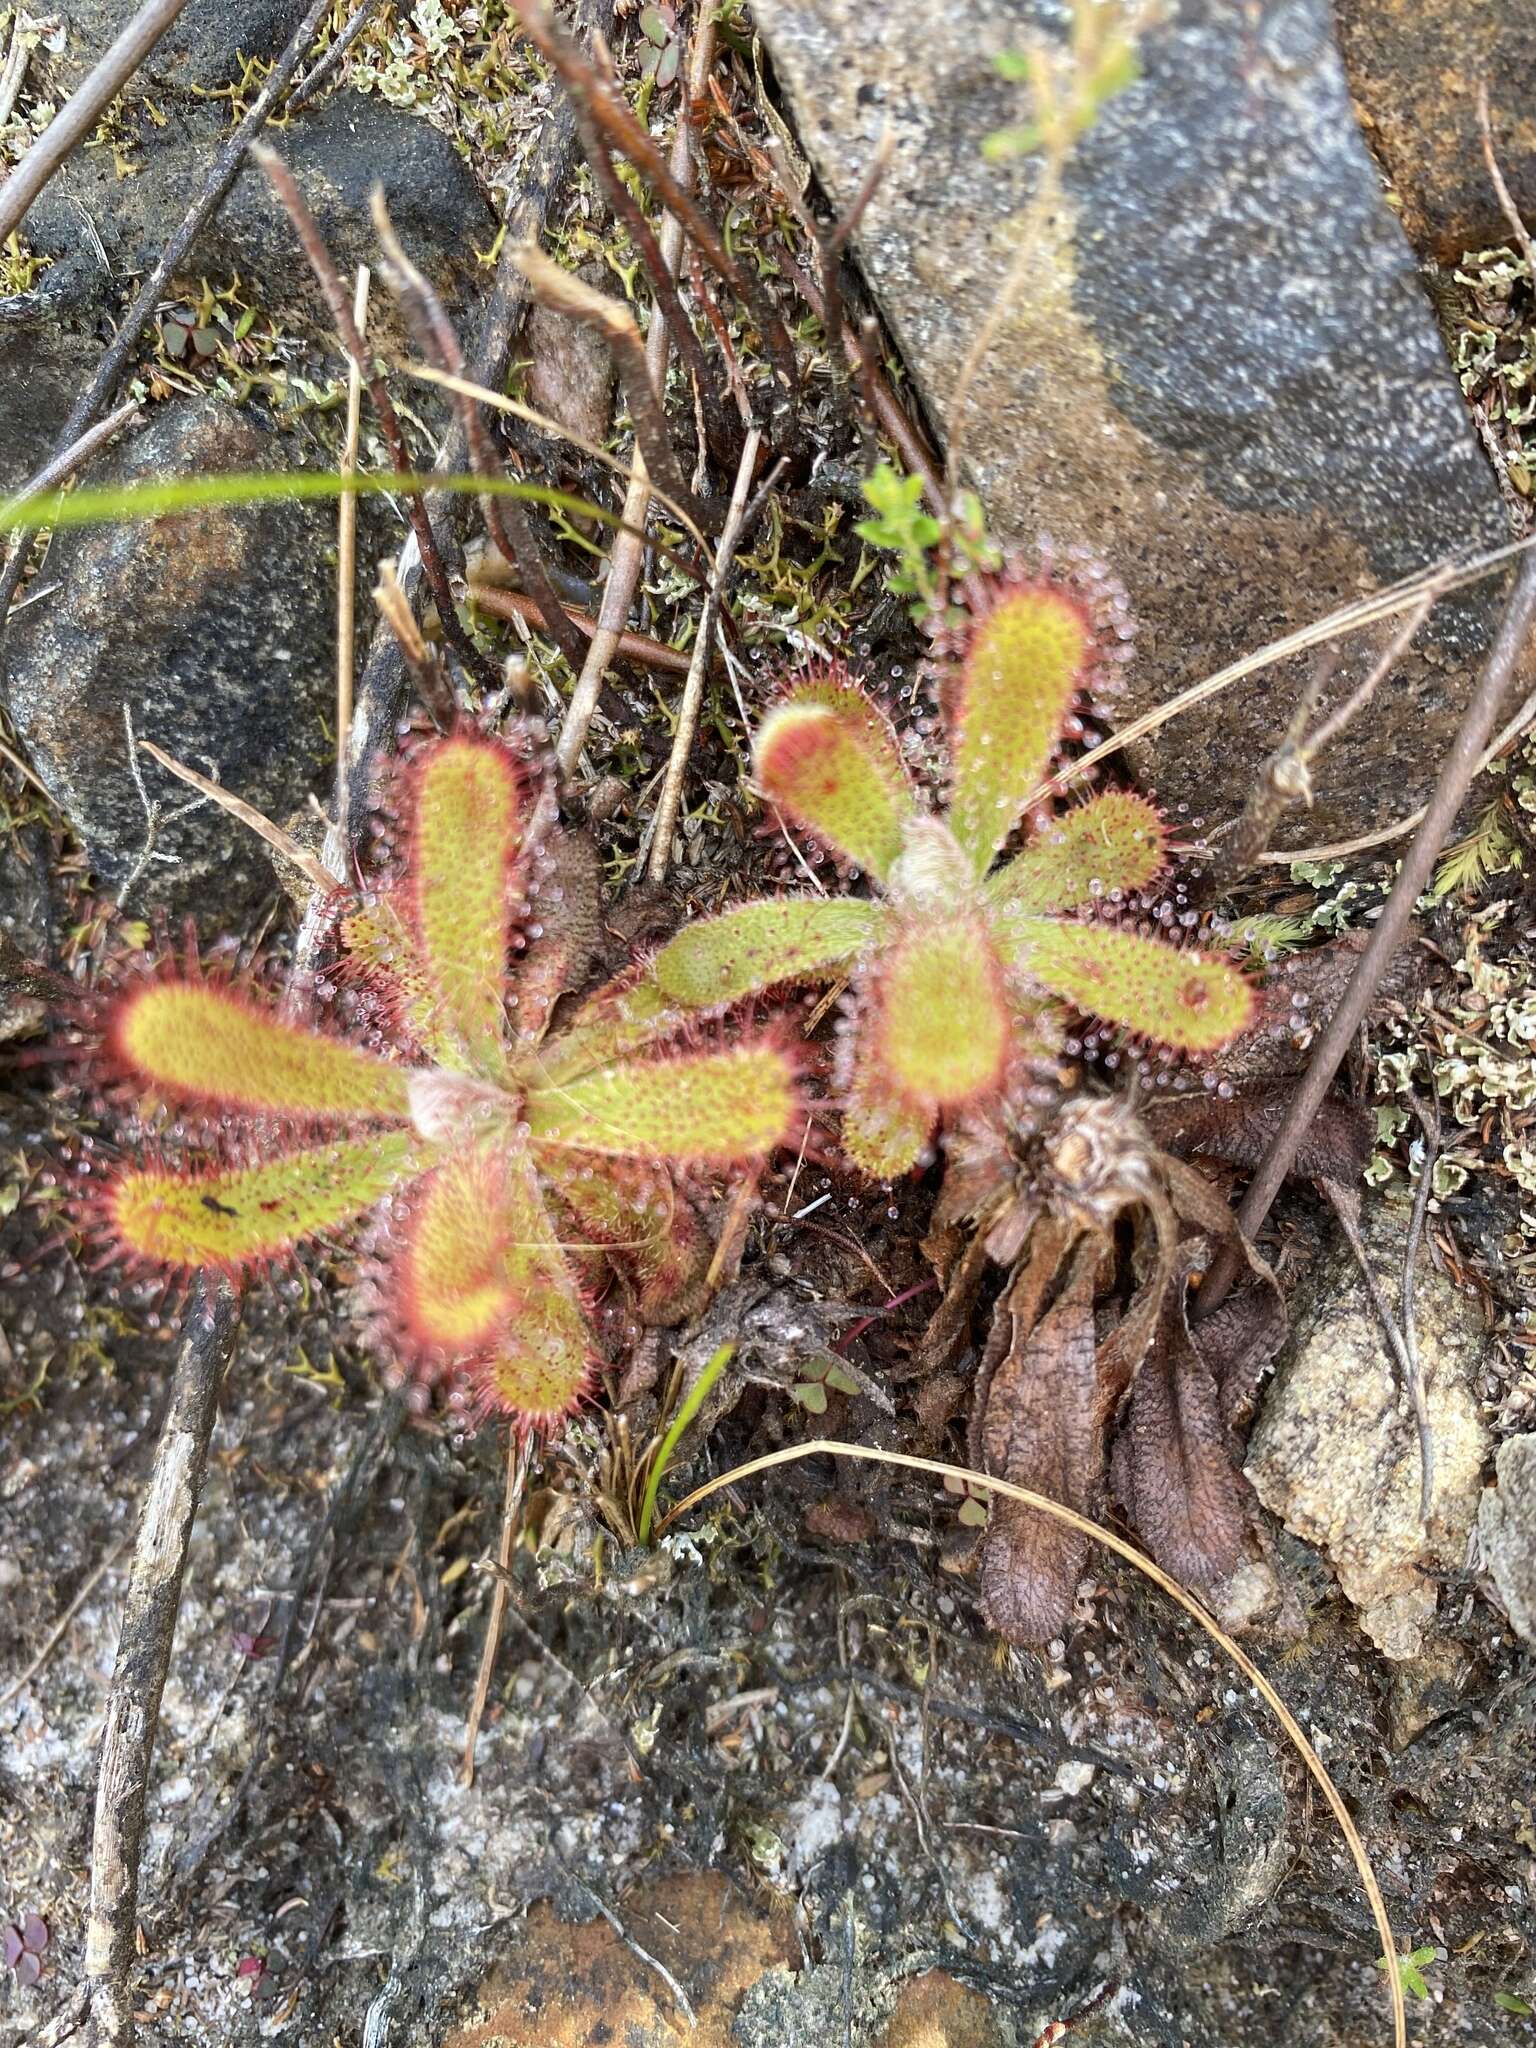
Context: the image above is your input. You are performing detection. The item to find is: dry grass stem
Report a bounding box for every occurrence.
[461,1432,531,1785]
[138,741,340,898]
[1477,81,1536,279]
[646,428,764,880]
[336,265,370,831]
[0,400,141,530]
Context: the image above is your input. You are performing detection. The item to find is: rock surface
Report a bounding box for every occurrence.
[1246,1197,1490,1659]
[1,397,334,910]
[752,0,1514,848]
[1477,1431,1536,1645]
[1337,0,1536,264]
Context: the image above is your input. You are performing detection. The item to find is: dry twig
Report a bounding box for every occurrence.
[461,1432,532,1784]
[0,0,195,244]
[1476,81,1536,279]
[1198,552,1536,1317]
[336,266,369,831]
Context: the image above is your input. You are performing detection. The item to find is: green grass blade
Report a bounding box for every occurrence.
[637,1340,735,1546]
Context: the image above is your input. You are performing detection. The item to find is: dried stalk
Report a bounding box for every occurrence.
[0,0,339,632]
[469,580,689,674]
[371,190,587,671]
[256,145,496,692]
[1476,81,1536,280]
[557,14,711,776]
[1198,552,1536,1317]
[509,0,797,398]
[85,1278,242,2046]
[0,401,140,528]
[461,1431,532,1785]
[0,0,195,243]
[336,265,369,834]
[138,740,340,897]
[647,427,763,879]
[287,0,381,111]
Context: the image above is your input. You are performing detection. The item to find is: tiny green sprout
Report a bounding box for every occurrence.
[983,0,1143,165]
[789,1353,860,1415]
[1378,1946,1439,2002]
[93,729,797,1431]
[652,563,1252,1176]
[944,1471,991,1528]
[637,1339,735,1544]
[1495,1991,1534,2016]
[854,463,1001,620]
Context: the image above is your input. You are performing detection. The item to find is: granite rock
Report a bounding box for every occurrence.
[752,0,1515,848]
[1,396,335,912]
[1337,0,1536,265]
[1476,1431,1536,1646]
[1246,1196,1490,1660]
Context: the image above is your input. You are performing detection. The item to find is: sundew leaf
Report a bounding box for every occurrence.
[654,897,885,1007]
[476,1149,593,1427]
[841,1036,935,1177]
[108,979,413,1121]
[990,789,1166,915]
[526,1041,797,1161]
[869,918,1012,1108]
[947,583,1090,873]
[755,679,917,880]
[403,733,526,1073]
[1000,918,1253,1052]
[391,1143,519,1355]
[106,1133,417,1268]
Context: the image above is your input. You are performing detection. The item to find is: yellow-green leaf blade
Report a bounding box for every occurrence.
[989,790,1166,916]
[754,679,916,880]
[391,1143,520,1355]
[108,980,412,1121]
[106,1133,417,1269]
[406,732,527,1071]
[870,918,1012,1108]
[1004,918,1253,1052]
[948,584,1091,873]
[527,1042,797,1161]
[654,898,886,1007]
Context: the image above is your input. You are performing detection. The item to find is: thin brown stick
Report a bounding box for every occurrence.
[0,0,195,244]
[557,18,711,776]
[138,740,341,897]
[657,1438,1405,2048]
[371,190,588,671]
[468,581,689,673]
[461,1431,531,1786]
[85,1277,241,2047]
[1477,81,1536,279]
[336,264,369,833]
[0,7,30,133]
[254,144,497,692]
[514,243,698,520]
[0,0,335,633]
[287,0,381,112]
[372,560,456,728]
[509,0,797,398]
[1198,552,1536,1318]
[0,400,140,526]
[647,429,763,879]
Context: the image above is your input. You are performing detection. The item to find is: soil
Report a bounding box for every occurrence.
[3,5,1536,2046]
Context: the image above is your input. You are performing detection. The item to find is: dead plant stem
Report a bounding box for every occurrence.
[0,0,195,244]
[461,1431,530,1785]
[336,265,369,834]
[647,428,763,879]
[1198,552,1536,1317]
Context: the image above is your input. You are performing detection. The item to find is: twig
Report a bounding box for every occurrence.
[371,191,587,671]
[1477,81,1536,279]
[287,0,381,112]
[510,0,797,400]
[0,1536,129,1711]
[1402,1093,1442,1524]
[0,0,337,634]
[514,243,700,522]
[557,14,711,776]
[0,400,140,525]
[0,0,195,244]
[0,7,30,134]
[647,430,765,880]
[336,265,369,833]
[138,739,341,897]
[1211,594,1436,891]
[461,1430,531,1785]
[254,144,496,692]
[563,1870,697,2028]
[1197,552,1536,1318]
[468,580,690,673]
[85,1276,241,2048]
